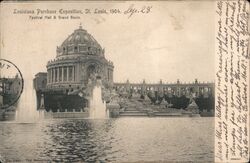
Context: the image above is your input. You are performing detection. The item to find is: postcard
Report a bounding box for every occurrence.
[0,1,249,162]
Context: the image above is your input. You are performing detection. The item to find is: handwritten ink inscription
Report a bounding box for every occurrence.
[215,0,249,162]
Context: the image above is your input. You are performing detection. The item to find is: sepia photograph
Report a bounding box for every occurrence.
[0,0,237,162]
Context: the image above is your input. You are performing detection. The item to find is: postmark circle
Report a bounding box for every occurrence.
[0,59,24,110]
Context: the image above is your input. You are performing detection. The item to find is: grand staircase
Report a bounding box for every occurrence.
[119,99,148,117]
[119,107,148,116]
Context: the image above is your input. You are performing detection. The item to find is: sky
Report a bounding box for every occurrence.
[1,1,215,83]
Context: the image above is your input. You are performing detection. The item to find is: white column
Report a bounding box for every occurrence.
[48,69,50,83]
[49,69,52,83]
[47,69,50,83]
[57,67,59,83]
[52,68,55,83]
[54,67,56,82]
[73,66,75,81]
[51,69,53,83]
[67,66,69,82]
[62,67,64,82]
[75,64,78,82]
[51,68,53,83]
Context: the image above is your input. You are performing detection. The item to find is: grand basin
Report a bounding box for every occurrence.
[0,117,214,162]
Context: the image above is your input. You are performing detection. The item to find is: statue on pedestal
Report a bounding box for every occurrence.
[186,97,199,113]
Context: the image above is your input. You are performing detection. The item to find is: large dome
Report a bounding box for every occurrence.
[56,25,104,57]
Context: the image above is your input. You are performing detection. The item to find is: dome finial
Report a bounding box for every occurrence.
[79,23,82,29]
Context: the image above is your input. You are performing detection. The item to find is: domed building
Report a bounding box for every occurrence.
[34,25,114,112]
[47,25,114,90]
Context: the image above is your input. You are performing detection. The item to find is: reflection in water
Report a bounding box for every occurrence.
[0,118,214,162]
[44,120,114,162]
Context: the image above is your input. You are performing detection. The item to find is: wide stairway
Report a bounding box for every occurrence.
[119,100,148,117]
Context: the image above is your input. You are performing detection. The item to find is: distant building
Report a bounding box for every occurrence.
[114,79,214,98]
[0,75,22,108]
[33,72,47,91]
[114,79,215,113]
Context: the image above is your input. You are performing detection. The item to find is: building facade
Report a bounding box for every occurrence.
[34,25,114,112]
[115,79,214,98]
[46,25,114,92]
[0,75,22,109]
[114,79,215,113]
[34,25,214,113]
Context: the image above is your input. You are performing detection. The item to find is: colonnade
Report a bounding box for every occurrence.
[115,84,214,97]
[47,66,75,83]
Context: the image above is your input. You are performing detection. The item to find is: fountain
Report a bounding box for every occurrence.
[15,76,44,123]
[89,79,109,119]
